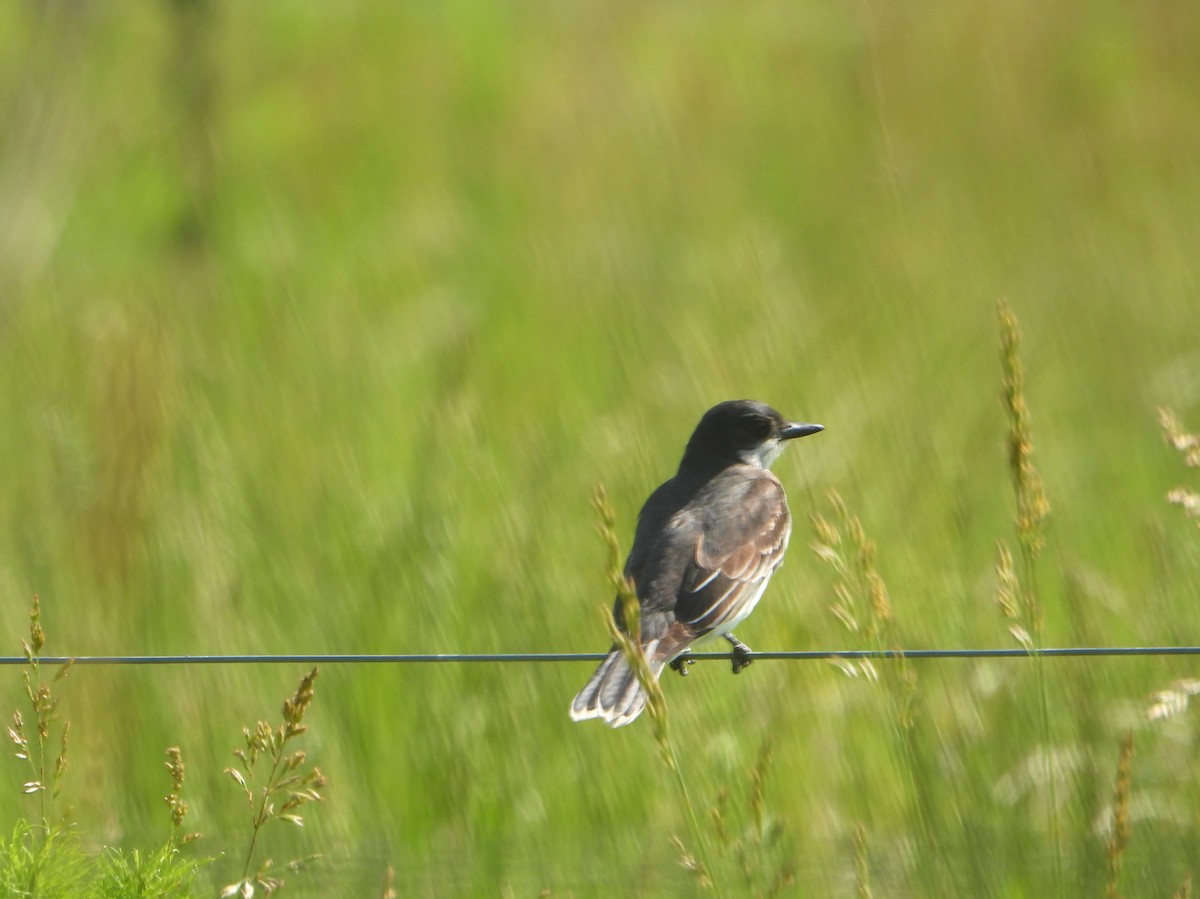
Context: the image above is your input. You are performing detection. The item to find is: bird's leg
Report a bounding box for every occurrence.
[669,651,694,677]
[725,633,753,674]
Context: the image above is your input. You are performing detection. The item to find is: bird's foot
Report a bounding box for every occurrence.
[669,652,695,677]
[725,634,754,674]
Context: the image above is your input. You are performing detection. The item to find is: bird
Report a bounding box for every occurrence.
[569,399,823,727]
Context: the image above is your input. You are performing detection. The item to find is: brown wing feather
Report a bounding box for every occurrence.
[654,475,791,661]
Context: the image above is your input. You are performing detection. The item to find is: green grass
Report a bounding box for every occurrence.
[2,0,1200,894]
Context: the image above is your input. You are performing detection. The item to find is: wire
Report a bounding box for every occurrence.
[2,647,1200,666]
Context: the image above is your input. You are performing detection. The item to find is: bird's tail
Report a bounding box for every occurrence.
[569,647,667,727]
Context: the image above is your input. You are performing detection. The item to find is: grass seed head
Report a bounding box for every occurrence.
[1159,407,1200,468]
[1105,732,1135,899]
[998,299,1051,560]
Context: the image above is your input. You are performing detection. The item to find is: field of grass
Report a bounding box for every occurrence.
[2,0,1200,895]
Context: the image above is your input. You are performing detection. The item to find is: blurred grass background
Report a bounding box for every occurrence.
[2,0,1200,894]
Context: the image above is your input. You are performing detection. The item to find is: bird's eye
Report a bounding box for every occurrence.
[743,415,772,440]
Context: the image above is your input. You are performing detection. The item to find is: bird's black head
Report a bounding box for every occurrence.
[680,400,823,472]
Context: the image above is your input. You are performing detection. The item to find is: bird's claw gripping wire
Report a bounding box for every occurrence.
[726,634,754,674]
[669,652,695,677]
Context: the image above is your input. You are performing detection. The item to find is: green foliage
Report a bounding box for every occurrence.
[88,842,205,899]
[0,822,86,899]
[1,608,208,898]
[0,822,205,899]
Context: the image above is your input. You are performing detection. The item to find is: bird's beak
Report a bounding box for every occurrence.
[780,422,824,440]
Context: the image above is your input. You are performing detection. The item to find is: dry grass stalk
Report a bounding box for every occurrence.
[997,303,1066,890]
[1175,874,1193,899]
[748,740,771,842]
[998,300,1051,567]
[671,834,714,890]
[222,667,326,897]
[163,745,201,845]
[1104,732,1134,899]
[853,822,872,899]
[811,491,915,725]
[1146,679,1200,721]
[993,542,1034,651]
[695,740,794,898]
[1160,407,1200,467]
[592,482,671,756]
[593,483,717,893]
[1159,407,1200,528]
[811,492,894,642]
[380,865,398,899]
[6,595,73,833]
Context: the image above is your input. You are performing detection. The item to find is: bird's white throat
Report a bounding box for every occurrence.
[739,438,784,469]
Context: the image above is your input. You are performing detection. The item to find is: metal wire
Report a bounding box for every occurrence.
[2,646,1200,666]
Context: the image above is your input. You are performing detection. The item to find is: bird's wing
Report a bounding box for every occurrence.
[655,474,791,660]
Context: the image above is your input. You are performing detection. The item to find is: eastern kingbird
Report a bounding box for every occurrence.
[570,400,823,727]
